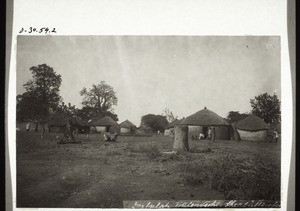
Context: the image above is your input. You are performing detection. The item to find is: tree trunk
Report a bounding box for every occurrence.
[231,123,240,141]
[212,127,216,142]
[173,125,189,152]
[35,121,38,132]
[41,123,45,140]
[69,120,77,141]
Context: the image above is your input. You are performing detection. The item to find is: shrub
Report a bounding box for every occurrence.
[180,153,280,200]
[106,150,122,156]
[140,145,161,159]
[126,143,161,159]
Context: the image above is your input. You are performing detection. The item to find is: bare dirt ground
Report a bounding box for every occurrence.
[16,129,280,208]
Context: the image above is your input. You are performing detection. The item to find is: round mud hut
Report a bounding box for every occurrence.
[181,107,230,140]
[136,125,153,136]
[119,120,137,134]
[70,117,90,134]
[90,116,118,133]
[48,113,68,133]
[235,114,270,141]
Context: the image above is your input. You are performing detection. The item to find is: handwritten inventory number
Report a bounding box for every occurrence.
[19,27,57,34]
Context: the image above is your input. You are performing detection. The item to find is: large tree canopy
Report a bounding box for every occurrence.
[17,64,62,139]
[79,81,118,120]
[141,114,169,132]
[250,93,281,124]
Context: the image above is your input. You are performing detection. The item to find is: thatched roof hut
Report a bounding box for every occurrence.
[69,116,88,126]
[48,113,68,127]
[181,107,229,126]
[120,120,137,134]
[89,116,118,133]
[92,116,117,126]
[181,107,230,140]
[70,117,90,133]
[235,115,270,141]
[48,113,69,133]
[235,115,270,131]
[48,114,90,133]
[120,120,136,128]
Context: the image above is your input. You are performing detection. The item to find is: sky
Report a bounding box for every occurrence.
[17,36,281,126]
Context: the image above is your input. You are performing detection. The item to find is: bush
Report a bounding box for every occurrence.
[126,143,161,159]
[180,153,280,200]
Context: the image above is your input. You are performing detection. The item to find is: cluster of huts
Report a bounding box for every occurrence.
[163,107,280,141]
[48,114,139,136]
[48,107,280,141]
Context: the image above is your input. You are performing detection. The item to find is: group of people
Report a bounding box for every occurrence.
[103,132,118,142]
[198,127,216,142]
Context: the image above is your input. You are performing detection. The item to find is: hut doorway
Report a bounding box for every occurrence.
[203,126,208,138]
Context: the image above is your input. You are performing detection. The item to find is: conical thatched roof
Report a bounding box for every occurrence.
[49,114,88,127]
[165,118,185,129]
[120,120,136,128]
[235,115,270,131]
[70,116,88,126]
[92,116,117,126]
[48,113,69,127]
[181,108,229,126]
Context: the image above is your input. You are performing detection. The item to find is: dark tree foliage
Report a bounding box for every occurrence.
[16,64,62,139]
[250,93,281,124]
[226,111,249,124]
[56,102,77,118]
[141,114,169,132]
[80,81,117,114]
[79,81,118,121]
[77,106,118,122]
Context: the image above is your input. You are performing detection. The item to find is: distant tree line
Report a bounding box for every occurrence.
[17,64,119,139]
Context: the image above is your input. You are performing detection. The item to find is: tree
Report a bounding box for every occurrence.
[16,64,62,139]
[250,93,281,124]
[226,111,249,124]
[140,114,169,132]
[162,108,178,123]
[77,106,118,122]
[173,125,189,152]
[79,81,118,120]
[56,102,77,117]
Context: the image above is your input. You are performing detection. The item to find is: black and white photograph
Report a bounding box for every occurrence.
[15,36,281,208]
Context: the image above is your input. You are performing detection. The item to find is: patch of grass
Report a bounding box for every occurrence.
[180,153,280,200]
[126,143,162,159]
[142,145,161,159]
[189,148,213,153]
[106,150,122,156]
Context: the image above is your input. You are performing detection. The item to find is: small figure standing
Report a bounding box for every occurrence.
[273,130,279,142]
[211,127,216,142]
[199,133,205,140]
[207,128,212,140]
[208,127,216,142]
[26,122,30,131]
